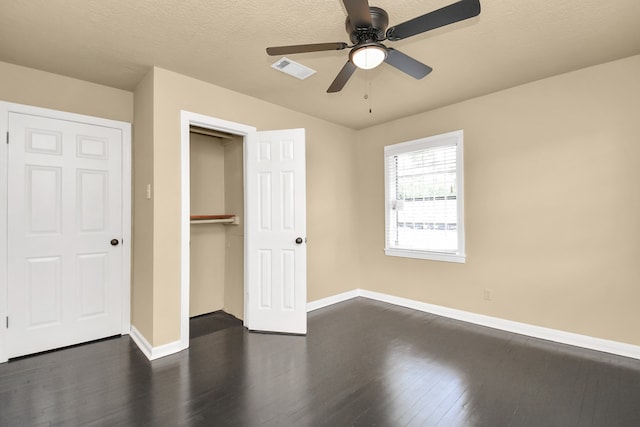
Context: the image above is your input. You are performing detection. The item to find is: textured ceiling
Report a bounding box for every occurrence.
[1,0,639,129]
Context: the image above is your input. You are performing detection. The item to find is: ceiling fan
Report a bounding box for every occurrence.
[266,0,481,93]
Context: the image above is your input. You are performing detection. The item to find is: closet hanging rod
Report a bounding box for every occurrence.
[191,218,235,224]
[190,215,239,225]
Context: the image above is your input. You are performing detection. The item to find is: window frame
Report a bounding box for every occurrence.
[384,130,466,263]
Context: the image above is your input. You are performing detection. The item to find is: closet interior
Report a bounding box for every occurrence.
[189,126,244,322]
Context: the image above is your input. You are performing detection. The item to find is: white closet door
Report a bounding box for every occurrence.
[6,112,124,358]
[245,128,307,334]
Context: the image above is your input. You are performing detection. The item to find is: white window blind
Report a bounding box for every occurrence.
[384,130,465,263]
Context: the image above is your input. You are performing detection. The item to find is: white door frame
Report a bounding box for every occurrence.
[0,101,132,363]
[179,110,256,351]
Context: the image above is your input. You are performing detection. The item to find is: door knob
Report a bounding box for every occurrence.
[295,237,303,244]
[110,239,120,246]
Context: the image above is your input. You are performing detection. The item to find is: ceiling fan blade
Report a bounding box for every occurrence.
[266,42,349,56]
[384,48,432,79]
[327,61,357,93]
[386,0,480,41]
[342,0,372,29]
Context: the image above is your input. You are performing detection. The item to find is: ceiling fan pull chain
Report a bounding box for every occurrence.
[362,74,371,113]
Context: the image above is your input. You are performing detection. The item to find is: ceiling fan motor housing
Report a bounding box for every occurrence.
[346,6,389,44]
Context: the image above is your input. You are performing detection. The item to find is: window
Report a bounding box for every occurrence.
[384,130,465,263]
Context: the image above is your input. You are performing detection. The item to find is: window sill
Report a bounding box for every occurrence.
[385,248,466,264]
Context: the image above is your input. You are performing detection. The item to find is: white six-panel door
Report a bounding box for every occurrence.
[6,112,125,358]
[246,129,307,334]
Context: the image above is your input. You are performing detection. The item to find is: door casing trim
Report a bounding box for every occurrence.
[179,110,256,353]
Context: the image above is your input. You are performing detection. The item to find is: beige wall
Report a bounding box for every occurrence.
[131,69,155,340]
[3,54,637,350]
[356,55,640,346]
[0,61,132,122]
[148,67,361,345]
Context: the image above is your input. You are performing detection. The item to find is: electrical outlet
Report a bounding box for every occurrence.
[483,288,493,301]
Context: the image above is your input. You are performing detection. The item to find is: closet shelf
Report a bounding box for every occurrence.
[190,215,239,225]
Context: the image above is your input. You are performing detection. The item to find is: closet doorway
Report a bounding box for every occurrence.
[179,111,308,352]
[188,126,244,323]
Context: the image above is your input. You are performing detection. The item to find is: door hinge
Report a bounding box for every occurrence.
[5,317,8,328]
[5,132,8,144]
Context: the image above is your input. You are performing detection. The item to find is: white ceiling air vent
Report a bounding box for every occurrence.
[271,57,316,80]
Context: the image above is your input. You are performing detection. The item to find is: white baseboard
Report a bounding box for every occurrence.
[129,326,184,361]
[308,289,640,360]
[307,289,361,312]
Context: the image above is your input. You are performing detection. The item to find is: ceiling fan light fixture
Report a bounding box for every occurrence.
[350,44,387,70]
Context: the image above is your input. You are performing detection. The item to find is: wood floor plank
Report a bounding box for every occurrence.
[1,297,639,426]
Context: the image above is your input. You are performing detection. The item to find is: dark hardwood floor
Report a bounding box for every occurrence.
[189,310,243,340]
[1,297,639,426]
